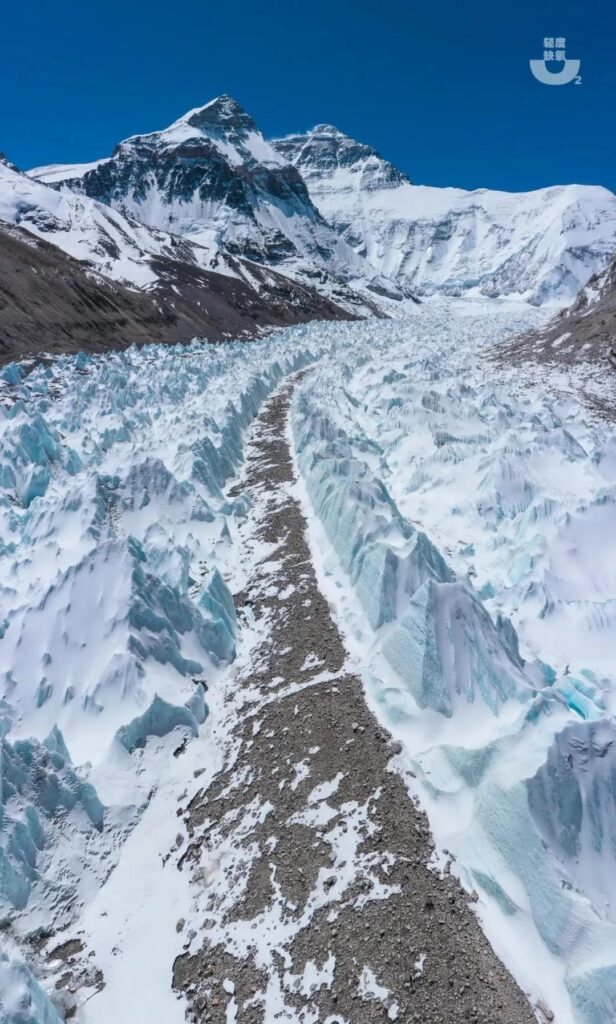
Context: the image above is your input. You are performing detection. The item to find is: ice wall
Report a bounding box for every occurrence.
[290,303,616,1024]
[0,726,106,915]
[293,396,535,720]
[0,949,64,1024]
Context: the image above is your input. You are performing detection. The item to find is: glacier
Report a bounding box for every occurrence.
[0,326,329,947]
[1,299,616,1024]
[0,947,64,1024]
[289,301,616,1024]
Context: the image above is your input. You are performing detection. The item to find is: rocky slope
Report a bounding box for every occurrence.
[0,155,355,362]
[0,220,350,364]
[171,375,537,1024]
[1,155,223,292]
[560,246,616,364]
[30,97,400,314]
[496,247,616,380]
[273,123,616,305]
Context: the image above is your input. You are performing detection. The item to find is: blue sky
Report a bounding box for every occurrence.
[1,0,614,192]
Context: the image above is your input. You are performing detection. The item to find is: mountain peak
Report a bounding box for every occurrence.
[0,152,20,173]
[180,95,257,134]
[272,125,411,189]
[309,124,347,137]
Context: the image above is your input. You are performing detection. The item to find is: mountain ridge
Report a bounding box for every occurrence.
[496,246,616,384]
[0,218,353,365]
[4,94,616,366]
[28,96,616,311]
[272,121,616,305]
[29,98,399,313]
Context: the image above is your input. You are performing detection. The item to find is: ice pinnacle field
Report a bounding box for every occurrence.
[1,298,616,1024]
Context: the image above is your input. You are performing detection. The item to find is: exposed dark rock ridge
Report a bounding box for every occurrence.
[274,123,411,192]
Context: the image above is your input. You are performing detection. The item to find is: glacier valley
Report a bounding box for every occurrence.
[1,299,616,1024]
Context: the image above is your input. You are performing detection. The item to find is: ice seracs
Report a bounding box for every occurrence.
[2,303,616,1022]
[0,328,322,946]
[288,301,616,1023]
[0,948,64,1024]
[527,719,616,916]
[3,101,616,1023]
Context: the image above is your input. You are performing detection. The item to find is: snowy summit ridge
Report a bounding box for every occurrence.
[115,94,284,169]
[273,122,616,305]
[28,96,396,314]
[274,122,412,191]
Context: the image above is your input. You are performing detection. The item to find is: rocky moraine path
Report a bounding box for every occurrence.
[172,375,537,1024]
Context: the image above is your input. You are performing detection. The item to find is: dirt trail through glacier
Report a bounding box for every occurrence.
[172,375,536,1024]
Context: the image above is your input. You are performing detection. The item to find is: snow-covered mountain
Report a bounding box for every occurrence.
[566,245,616,317]
[27,97,616,313]
[1,155,221,291]
[30,97,400,312]
[273,124,616,305]
[0,156,356,360]
[6,94,616,1024]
